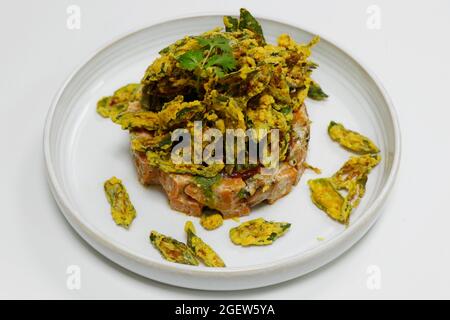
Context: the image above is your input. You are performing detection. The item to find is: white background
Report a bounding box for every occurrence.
[1,0,449,299]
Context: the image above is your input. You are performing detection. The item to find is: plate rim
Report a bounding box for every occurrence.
[43,12,401,281]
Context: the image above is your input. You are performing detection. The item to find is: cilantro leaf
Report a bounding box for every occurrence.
[196,36,232,53]
[177,50,203,71]
[177,36,237,81]
[205,54,236,72]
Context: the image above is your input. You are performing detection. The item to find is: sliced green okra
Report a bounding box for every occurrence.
[149,230,199,265]
[184,221,225,267]
[307,81,328,101]
[112,111,160,131]
[96,83,140,119]
[308,178,352,224]
[308,154,381,224]
[103,177,136,228]
[328,121,380,154]
[229,218,291,246]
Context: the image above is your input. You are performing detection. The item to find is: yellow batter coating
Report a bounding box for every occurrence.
[149,230,199,265]
[184,221,225,267]
[229,218,291,246]
[103,177,136,229]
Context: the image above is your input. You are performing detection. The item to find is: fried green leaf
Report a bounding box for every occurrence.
[331,154,381,188]
[223,16,239,32]
[307,81,328,100]
[238,8,265,44]
[229,218,291,246]
[328,121,380,154]
[308,154,381,224]
[184,221,225,267]
[112,111,160,131]
[149,230,199,265]
[96,83,140,119]
[103,177,136,228]
[308,178,352,224]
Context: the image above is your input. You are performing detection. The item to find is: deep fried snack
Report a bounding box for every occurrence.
[328,121,380,154]
[229,218,291,246]
[308,154,381,224]
[103,177,136,228]
[149,230,199,265]
[184,221,225,267]
[308,178,351,224]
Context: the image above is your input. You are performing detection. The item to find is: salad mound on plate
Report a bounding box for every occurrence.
[97,9,327,219]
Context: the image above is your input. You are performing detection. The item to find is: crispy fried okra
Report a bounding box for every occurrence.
[229,218,291,246]
[184,221,225,267]
[103,177,136,228]
[328,121,380,154]
[308,154,381,224]
[308,178,352,224]
[149,230,199,265]
[97,83,140,119]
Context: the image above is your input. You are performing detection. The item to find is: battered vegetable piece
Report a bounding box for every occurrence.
[308,178,351,224]
[113,111,160,131]
[229,218,291,246]
[97,83,140,119]
[328,121,380,154]
[308,154,381,224]
[103,177,136,228]
[200,212,224,230]
[223,9,265,44]
[332,154,381,187]
[331,154,381,208]
[307,81,328,101]
[184,221,225,267]
[149,230,199,265]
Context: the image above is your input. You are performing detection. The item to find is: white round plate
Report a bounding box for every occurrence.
[44,14,400,290]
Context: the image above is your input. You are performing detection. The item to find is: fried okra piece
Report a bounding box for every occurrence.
[307,81,328,101]
[238,8,266,44]
[103,177,136,228]
[200,212,224,231]
[331,154,381,208]
[149,230,199,265]
[331,154,381,186]
[184,221,225,267]
[97,83,140,119]
[308,154,381,224]
[112,111,160,131]
[229,218,291,246]
[308,178,352,224]
[328,121,380,154]
[223,9,265,44]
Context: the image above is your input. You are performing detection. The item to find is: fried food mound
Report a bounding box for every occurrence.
[97,9,326,218]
